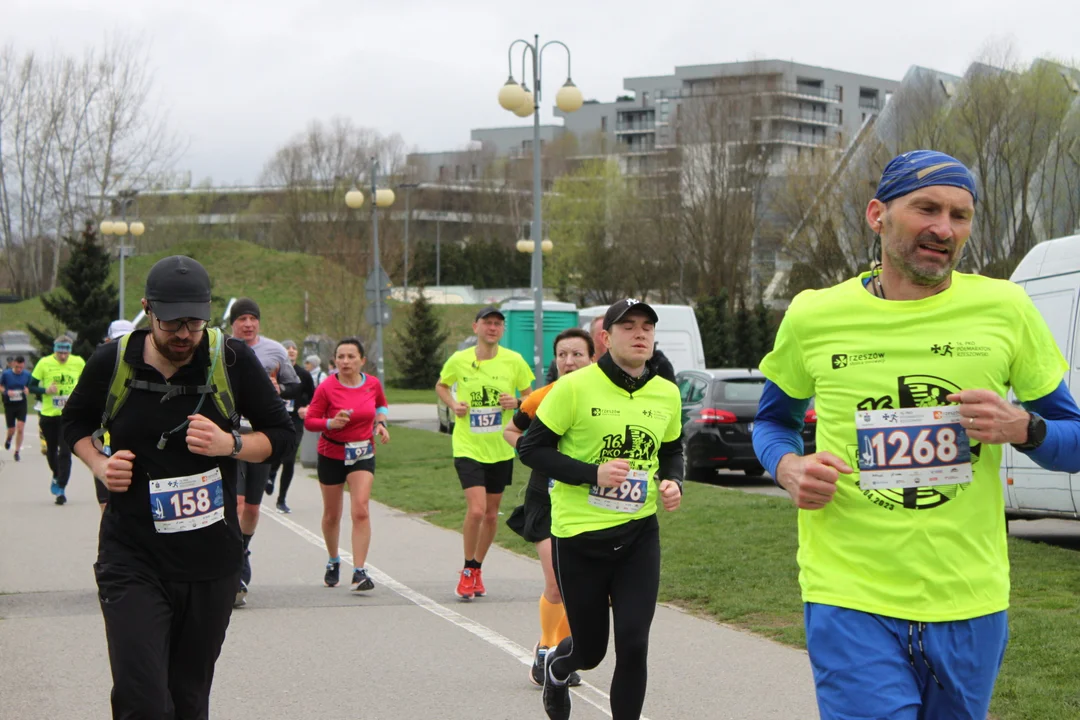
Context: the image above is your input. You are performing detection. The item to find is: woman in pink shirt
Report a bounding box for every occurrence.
[304,338,390,592]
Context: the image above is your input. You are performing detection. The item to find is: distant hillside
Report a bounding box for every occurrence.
[0,239,483,383]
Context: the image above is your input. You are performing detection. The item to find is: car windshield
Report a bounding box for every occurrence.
[718,378,765,402]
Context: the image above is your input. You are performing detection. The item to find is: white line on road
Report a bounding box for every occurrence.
[262,509,647,720]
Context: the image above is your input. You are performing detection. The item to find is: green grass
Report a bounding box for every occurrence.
[0,239,485,385]
[372,426,1080,720]
[384,388,438,404]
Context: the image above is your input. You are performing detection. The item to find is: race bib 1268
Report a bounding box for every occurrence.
[150,467,225,534]
[856,406,972,490]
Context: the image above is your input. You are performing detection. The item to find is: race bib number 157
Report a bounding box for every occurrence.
[855,406,972,490]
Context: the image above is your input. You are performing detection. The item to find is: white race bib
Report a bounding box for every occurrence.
[285,399,296,413]
[149,467,225,534]
[344,440,373,466]
[52,395,69,409]
[9,390,23,402]
[588,469,649,513]
[469,407,503,434]
[856,406,973,490]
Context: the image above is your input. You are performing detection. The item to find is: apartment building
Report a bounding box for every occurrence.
[556,60,899,175]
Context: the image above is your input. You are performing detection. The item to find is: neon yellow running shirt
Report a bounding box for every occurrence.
[759,272,1066,622]
[439,346,534,463]
[537,363,682,538]
[32,353,86,418]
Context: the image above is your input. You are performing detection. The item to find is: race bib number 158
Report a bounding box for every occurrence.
[855,406,972,490]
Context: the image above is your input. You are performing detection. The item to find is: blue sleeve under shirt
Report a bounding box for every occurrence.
[753,380,810,481]
[1019,381,1080,473]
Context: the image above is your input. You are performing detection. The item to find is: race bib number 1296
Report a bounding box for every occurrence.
[855,406,972,490]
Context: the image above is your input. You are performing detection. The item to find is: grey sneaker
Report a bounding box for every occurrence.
[234,580,248,608]
[351,567,375,592]
[324,561,340,588]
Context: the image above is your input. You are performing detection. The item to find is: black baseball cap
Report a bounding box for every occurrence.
[603,298,659,330]
[475,306,505,322]
[145,256,212,321]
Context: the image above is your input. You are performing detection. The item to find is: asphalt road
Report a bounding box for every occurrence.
[0,414,819,720]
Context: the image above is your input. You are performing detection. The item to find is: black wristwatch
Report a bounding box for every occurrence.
[1012,412,1047,451]
[229,429,243,457]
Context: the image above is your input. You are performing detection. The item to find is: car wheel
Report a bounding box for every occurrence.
[744,462,766,478]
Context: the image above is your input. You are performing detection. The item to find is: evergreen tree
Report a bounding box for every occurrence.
[752,302,775,367]
[392,287,449,388]
[731,299,754,369]
[695,291,731,368]
[28,222,118,359]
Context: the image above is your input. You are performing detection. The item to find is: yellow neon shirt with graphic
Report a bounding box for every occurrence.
[439,346,534,463]
[537,363,682,538]
[759,271,1067,622]
[32,353,87,418]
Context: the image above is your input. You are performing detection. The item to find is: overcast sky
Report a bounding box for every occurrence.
[9,0,1079,186]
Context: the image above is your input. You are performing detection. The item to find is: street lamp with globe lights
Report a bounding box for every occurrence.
[345,162,396,380]
[499,35,583,382]
[100,196,145,321]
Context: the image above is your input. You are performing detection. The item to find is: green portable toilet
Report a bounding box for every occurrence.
[499,299,578,384]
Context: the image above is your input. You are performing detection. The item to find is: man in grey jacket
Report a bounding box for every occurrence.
[229,297,300,606]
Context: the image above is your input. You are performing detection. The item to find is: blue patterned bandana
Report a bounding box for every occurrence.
[875,150,978,205]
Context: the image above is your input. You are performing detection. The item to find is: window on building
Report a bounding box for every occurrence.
[471,164,478,179]
[601,116,608,132]
[455,165,461,180]
[438,166,447,182]
[836,85,843,102]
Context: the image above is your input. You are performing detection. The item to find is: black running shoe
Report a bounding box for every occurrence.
[241,549,252,586]
[276,501,291,514]
[265,478,274,496]
[351,567,374,592]
[4,439,10,450]
[54,494,67,506]
[13,450,20,462]
[325,561,340,587]
[530,644,548,686]
[542,645,572,720]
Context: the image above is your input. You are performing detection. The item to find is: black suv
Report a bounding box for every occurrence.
[676,369,816,478]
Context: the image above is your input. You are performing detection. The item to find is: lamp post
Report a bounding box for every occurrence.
[397,182,419,299]
[100,189,144,321]
[346,161,395,380]
[499,35,583,383]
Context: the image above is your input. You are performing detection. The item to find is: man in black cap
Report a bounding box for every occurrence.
[228,297,301,606]
[436,305,534,600]
[518,298,683,720]
[63,256,295,720]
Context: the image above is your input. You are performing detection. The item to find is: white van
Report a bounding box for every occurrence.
[1004,233,1080,520]
[577,304,706,374]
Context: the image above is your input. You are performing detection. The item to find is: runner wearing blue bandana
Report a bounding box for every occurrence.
[30,335,85,504]
[753,150,1080,719]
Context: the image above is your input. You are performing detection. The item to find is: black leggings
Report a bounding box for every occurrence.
[550,516,660,720]
[270,418,304,503]
[40,415,72,487]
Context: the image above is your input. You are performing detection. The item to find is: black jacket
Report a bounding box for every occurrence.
[63,330,295,581]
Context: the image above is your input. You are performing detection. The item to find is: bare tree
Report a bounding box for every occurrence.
[0,38,180,295]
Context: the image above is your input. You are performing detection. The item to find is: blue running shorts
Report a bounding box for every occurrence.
[804,602,1008,720]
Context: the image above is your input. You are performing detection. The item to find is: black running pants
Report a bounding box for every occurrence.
[273,417,304,504]
[95,561,239,720]
[550,516,661,720]
[40,415,71,487]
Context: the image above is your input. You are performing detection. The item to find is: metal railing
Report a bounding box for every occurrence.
[616,120,657,132]
[757,107,841,125]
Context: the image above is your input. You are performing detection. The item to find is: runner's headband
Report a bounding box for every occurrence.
[874,150,978,205]
[54,342,72,353]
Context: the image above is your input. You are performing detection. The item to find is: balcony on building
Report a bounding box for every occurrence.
[755,106,842,127]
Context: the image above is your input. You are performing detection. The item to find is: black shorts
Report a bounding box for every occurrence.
[5,402,27,428]
[506,483,552,543]
[317,453,376,486]
[237,461,271,505]
[454,457,513,494]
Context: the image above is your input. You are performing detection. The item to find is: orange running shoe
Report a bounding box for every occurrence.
[456,568,476,600]
[473,568,486,597]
